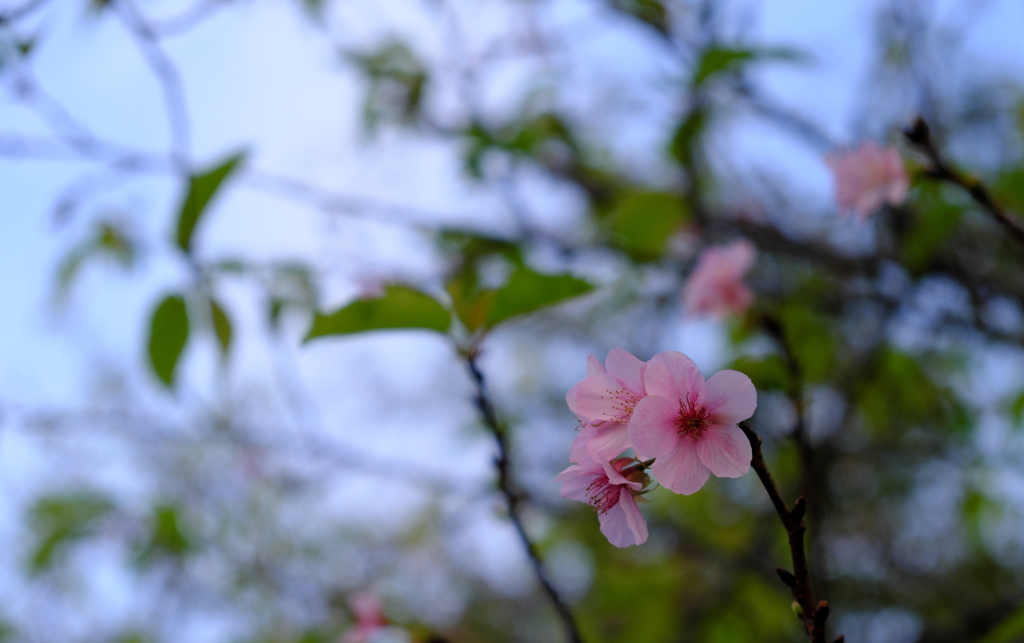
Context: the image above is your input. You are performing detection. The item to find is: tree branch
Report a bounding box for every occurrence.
[0,0,51,24]
[904,116,1024,247]
[464,348,585,643]
[740,421,836,643]
[115,0,191,169]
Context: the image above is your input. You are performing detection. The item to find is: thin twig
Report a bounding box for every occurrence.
[464,349,585,643]
[740,421,835,643]
[115,0,191,169]
[904,116,1024,247]
[150,0,226,37]
[0,0,51,24]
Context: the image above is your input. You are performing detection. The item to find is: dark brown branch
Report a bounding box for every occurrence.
[740,421,836,643]
[904,116,1024,247]
[464,349,585,643]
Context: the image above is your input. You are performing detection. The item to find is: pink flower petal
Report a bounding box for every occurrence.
[702,369,757,425]
[603,458,643,491]
[555,463,599,501]
[683,240,757,318]
[826,141,908,219]
[604,348,646,394]
[629,395,682,460]
[619,494,649,544]
[585,353,606,378]
[651,438,711,495]
[570,421,632,464]
[642,351,703,400]
[695,424,752,478]
[566,372,633,423]
[599,494,648,548]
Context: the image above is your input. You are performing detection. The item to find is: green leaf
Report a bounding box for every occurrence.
[347,42,427,132]
[608,0,670,36]
[305,285,450,341]
[175,150,246,254]
[608,191,688,261]
[978,604,1024,643]
[302,0,327,20]
[729,354,790,392]
[857,348,971,438]
[148,294,190,389]
[134,504,195,567]
[1007,390,1024,427]
[55,219,136,294]
[29,492,115,575]
[210,298,232,357]
[669,107,709,168]
[485,267,593,327]
[693,46,804,87]
[778,303,836,384]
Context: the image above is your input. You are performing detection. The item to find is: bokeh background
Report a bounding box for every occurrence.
[3,0,1024,641]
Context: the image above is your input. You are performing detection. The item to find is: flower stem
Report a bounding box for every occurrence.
[739,421,835,643]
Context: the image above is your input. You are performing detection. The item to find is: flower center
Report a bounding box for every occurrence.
[604,387,642,423]
[676,392,709,437]
[585,475,620,515]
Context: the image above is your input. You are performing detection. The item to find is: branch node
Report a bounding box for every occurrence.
[791,495,807,523]
[775,567,798,589]
[903,115,930,146]
[813,600,831,627]
[833,636,845,643]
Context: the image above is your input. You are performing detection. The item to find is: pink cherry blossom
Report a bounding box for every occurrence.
[682,240,756,318]
[555,457,650,548]
[566,348,647,463]
[825,141,909,219]
[628,351,756,495]
[343,592,388,643]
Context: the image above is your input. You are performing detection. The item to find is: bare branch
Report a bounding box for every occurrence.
[740,421,837,643]
[150,0,227,38]
[464,348,585,643]
[904,116,1024,247]
[0,0,52,24]
[115,0,191,168]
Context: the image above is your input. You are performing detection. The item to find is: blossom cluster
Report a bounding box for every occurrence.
[556,349,757,547]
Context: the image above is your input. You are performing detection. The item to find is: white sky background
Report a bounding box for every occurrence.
[1,0,1024,639]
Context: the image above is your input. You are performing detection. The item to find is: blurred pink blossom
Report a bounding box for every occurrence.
[682,240,756,318]
[629,351,756,495]
[825,141,909,219]
[555,456,650,548]
[566,348,647,464]
[343,592,388,643]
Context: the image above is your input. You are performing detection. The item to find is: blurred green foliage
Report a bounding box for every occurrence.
[12,0,1024,642]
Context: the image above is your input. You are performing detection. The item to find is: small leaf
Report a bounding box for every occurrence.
[305,285,450,341]
[485,267,593,327]
[977,604,1024,643]
[693,46,805,87]
[148,294,190,388]
[210,298,232,356]
[302,0,327,20]
[608,0,670,36]
[29,492,115,575]
[608,191,688,261]
[1008,390,1024,427]
[134,504,195,567]
[729,354,790,392]
[175,150,246,254]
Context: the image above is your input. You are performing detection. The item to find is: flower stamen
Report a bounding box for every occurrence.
[676,392,709,437]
